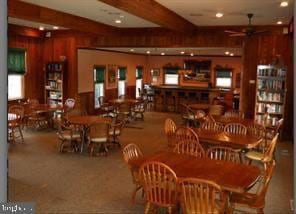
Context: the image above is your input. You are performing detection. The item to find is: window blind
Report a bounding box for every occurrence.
[216,70,232,78]
[136,67,143,79]
[94,67,105,83]
[8,48,26,75]
[118,67,126,80]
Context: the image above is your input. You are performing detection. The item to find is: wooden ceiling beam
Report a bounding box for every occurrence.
[8,0,117,36]
[98,0,196,32]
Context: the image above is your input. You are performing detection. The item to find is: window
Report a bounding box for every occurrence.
[8,75,24,100]
[216,70,232,88]
[94,66,105,108]
[164,68,179,85]
[136,67,143,98]
[118,67,126,97]
[8,48,26,100]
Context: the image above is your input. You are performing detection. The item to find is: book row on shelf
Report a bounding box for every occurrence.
[257,79,285,90]
[47,72,62,80]
[257,68,286,77]
[255,114,280,126]
[257,103,283,114]
[257,91,282,102]
[48,100,63,105]
[49,91,62,99]
[47,63,63,72]
[47,81,62,90]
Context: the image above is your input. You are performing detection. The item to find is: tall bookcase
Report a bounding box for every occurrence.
[44,61,66,105]
[255,65,286,126]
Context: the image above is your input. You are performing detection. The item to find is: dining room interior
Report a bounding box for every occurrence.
[5,0,295,213]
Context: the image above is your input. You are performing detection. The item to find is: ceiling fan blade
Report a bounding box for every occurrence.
[225,30,242,34]
[229,33,246,37]
[253,30,269,34]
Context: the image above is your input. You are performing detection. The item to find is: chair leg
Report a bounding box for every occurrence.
[18,126,24,143]
[144,202,151,214]
[168,206,172,214]
[131,185,142,205]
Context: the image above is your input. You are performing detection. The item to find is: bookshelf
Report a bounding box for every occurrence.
[255,65,286,126]
[44,61,66,105]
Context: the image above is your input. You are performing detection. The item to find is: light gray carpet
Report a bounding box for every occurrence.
[8,112,293,213]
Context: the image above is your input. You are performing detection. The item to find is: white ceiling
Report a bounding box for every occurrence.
[98,47,242,56]
[156,0,294,26]
[18,0,159,28]
[10,0,293,29]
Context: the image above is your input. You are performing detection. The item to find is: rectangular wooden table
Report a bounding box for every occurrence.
[194,128,262,149]
[130,151,261,194]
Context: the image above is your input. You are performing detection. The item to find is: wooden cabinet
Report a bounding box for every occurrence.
[44,61,66,105]
[255,65,286,125]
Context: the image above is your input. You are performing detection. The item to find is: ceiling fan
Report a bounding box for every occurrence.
[225,13,268,37]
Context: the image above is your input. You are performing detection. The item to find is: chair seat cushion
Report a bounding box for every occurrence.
[230,192,263,209]
[90,137,107,143]
[245,151,264,161]
[59,130,81,140]
[109,130,120,135]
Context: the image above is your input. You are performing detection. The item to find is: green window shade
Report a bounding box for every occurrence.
[165,68,178,75]
[136,67,143,79]
[119,67,126,80]
[94,67,105,83]
[8,48,26,75]
[216,70,232,78]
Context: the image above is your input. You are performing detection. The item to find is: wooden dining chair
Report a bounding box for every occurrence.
[224,123,247,135]
[122,143,143,204]
[230,160,275,213]
[179,178,227,214]
[131,100,148,121]
[200,121,224,132]
[207,146,241,163]
[248,124,267,152]
[8,105,25,143]
[56,118,81,153]
[174,140,205,158]
[140,161,178,214]
[164,118,177,148]
[224,110,245,119]
[88,122,110,156]
[208,104,224,116]
[108,114,125,147]
[245,133,279,169]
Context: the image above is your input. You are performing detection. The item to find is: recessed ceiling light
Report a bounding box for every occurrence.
[216,12,223,18]
[146,51,150,54]
[180,51,185,55]
[53,26,59,30]
[225,51,230,55]
[119,15,124,18]
[280,1,288,7]
[130,49,134,52]
[190,53,194,56]
[230,53,234,56]
[39,26,44,31]
[161,52,165,56]
[115,19,122,24]
[277,21,283,25]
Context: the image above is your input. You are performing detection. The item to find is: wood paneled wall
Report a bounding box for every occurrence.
[8,35,44,102]
[240,34,293,139]
[8,26,293,139]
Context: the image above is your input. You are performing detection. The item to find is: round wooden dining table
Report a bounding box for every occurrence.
[67,115,112,153]
[108,98,140,105]
[188,103,210,111]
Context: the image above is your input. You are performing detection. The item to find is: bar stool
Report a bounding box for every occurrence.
[153,90,164,111]
[187,91,197,104]
[176,91,187,112]
[164,90,176,112]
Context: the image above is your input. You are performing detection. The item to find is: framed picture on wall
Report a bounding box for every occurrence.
[107,64,117,88]
[152,68,160,76]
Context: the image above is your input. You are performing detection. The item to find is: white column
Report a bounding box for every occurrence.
[0,0,8,202]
